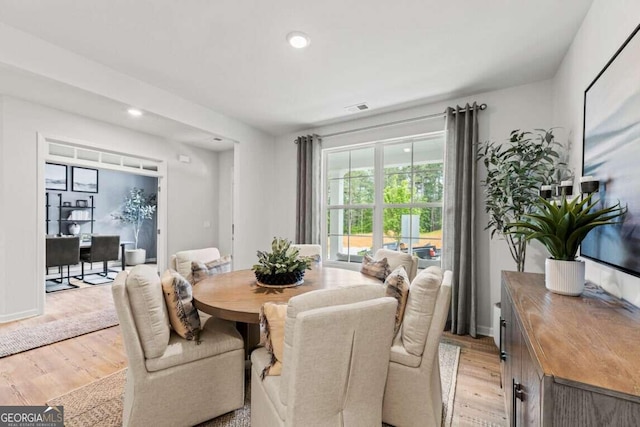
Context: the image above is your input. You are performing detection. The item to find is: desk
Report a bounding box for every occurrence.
[80,241,134,270]
[193,266,382,324]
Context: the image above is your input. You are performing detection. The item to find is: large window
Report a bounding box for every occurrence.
[324,133,444,268]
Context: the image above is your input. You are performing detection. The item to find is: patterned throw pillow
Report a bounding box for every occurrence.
[360,255,391,281]
[191,255,232,284]
[384,265,410,334]
[161,269,201,342]
[259,302,288,379]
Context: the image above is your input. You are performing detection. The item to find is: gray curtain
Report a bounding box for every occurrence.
[295,134,321,244]
[442,103,478,337]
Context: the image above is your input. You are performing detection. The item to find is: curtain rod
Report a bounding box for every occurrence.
[316,103,487,139]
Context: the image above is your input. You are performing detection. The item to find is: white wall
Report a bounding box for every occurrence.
[0,97,5,318]
[0,96,221,321]
[552,0,640,306]
[272,80,554,334]
[217,148,234,257]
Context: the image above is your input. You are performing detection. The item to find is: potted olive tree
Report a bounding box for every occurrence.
[112,187,157,265]
[477,129,568,271]
[509,194,626,295]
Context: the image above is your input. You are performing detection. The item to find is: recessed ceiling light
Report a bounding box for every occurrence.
[287,31,310,49]
[127,108,143,117]
[403,148,411,153]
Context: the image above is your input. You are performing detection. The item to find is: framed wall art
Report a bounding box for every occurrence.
[581,23,640,276]
[45,163,68,191]
[72,166,99,193]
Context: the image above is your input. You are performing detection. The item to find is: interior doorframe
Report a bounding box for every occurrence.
[36,133,168,315]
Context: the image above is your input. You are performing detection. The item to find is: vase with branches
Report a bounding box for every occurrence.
[477,129,569,272]
[112,187,157,264]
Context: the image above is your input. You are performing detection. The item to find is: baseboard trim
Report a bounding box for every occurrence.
[477,325,493,337]
[0,308,41,324]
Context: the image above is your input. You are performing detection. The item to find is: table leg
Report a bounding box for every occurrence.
[237,323,261,362]
[120,243,126,271]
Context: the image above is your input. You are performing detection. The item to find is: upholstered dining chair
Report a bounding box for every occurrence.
[80,235,120,284]
[112,265,245,427]
[45,236,80,288]
[251,285,397,427]
[382,266,453,427]
[290,244,322,261]
[374,248,419,281]
[170,247,221,282]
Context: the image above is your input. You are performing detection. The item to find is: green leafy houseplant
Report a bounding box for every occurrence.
[477,129,568,271]
[252,237,314,286]
[508,194,626,260]
[112,187,157,250]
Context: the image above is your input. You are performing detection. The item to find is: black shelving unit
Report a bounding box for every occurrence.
[54,193,95,235]
[45,192,51,234]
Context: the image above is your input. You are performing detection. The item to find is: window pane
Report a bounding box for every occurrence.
[327,208,347,235]
[349,173,374,204]
[348,147,374,174]
[383,207,412,246]
[384,142,412,171]
[327,151,350,177]
[384,173,412,204]
[409,207,442,261]
[413,136,444,164]
[412,164,444,203]
[328,178,346,205]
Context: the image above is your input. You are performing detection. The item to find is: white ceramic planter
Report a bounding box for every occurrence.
[545,258,585,296]
[126,248,146,266]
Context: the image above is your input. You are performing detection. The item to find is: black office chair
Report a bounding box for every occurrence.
[80,235,120,284]
[46,236,80,292]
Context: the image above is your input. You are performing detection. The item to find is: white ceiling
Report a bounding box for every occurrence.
[0,0,593,137]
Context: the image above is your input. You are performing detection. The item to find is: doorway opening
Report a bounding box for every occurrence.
[37,134,167,312]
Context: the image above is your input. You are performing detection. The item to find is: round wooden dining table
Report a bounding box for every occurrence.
[192,265,383,324]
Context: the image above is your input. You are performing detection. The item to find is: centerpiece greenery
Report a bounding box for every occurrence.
[477,129,568,271]
[252,237,314,287]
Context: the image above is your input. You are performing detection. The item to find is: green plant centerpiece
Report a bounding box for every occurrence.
[477,129,568,271]
[509,193,626,295]
[252,237,314,288]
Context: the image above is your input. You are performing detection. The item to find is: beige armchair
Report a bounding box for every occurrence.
[374,248,419,281]
[169,247,221,281]
[112,265,244,427]
[290,244,322,260]
[251,285,397,427]
[382,266,453,427]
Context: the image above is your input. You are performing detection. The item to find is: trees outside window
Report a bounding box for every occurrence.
[325,134,444,267]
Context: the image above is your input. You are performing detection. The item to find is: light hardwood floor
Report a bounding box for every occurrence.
[0,285,507,426]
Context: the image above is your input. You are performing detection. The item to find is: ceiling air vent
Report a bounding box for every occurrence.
[344,102,369,114]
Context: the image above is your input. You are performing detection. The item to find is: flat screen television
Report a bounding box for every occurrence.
[581,23,640,277]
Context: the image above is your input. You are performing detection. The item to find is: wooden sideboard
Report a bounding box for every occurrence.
[500,271,640,426]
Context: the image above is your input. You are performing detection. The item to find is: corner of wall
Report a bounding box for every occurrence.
[0,95,5,316]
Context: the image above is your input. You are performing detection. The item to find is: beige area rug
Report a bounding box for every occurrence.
[48,342,460,427]
[0,308,118,358]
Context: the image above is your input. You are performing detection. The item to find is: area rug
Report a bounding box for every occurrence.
[0,308,119,358]
[47,342,460,427]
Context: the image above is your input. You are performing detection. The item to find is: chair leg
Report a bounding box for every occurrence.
[81,262,85,280]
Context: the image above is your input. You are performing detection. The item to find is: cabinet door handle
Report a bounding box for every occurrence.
[512,379,517,427]
[500,317,507,361]
[515,382,524,401]
[512,380,524,426]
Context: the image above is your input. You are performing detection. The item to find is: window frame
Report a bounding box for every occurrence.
[321,131,445,269]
